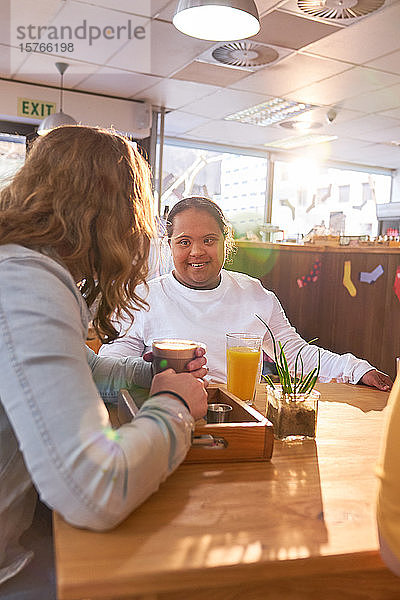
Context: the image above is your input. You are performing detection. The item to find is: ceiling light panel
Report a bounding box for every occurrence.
[224,97,317,126]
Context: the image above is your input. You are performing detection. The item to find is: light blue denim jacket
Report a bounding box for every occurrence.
[0,244,194,585]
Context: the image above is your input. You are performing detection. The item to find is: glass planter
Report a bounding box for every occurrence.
[266,385,320,441]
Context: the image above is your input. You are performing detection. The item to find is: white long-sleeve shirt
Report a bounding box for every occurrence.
[99,269,373,385]
[0,245,194,585]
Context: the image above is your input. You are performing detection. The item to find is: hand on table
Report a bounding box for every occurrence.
[149,369,208,420]
[143,345,208,380]
[360,369,393,392]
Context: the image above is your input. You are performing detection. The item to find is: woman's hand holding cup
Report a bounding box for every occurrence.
[143,343,208,379]
[149,369,208,420]
[184,345,208,378]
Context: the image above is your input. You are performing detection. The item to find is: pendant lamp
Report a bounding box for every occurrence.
[37,62,77,135]
[173,0,260,41]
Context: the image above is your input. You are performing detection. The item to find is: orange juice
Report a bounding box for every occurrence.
[226,347,261,402]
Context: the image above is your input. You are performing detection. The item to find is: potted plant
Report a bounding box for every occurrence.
[256,314,321,441]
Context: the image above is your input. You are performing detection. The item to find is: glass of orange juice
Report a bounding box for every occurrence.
[226,333,262,405]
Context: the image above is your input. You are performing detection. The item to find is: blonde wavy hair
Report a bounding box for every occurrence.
[0,125,155,343]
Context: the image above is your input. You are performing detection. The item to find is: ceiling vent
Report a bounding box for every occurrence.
[196,40,291,71]
[297,0,385,19]
[212,41,278,68]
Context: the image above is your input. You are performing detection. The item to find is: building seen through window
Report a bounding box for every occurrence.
[155,142,392,240]
[0,133,26,189]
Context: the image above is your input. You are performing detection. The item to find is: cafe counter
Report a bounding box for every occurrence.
[227,241,400,380]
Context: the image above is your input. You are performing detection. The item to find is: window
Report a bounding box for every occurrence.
[271,158,391,238]
[0,133,26,189]
[158,142,392,241]
[339,185,350,203]
[360,182,373,207]
[159,142,268,239]
[0,121,37,189]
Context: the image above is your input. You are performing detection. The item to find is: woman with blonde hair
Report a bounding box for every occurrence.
[0,126,207,597]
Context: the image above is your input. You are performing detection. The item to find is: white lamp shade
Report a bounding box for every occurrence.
[173,0,260,41]
[37,112,77,136]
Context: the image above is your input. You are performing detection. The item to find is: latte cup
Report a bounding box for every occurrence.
[152,339,199,374]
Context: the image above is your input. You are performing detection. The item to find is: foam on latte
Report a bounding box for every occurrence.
[152,339,199,373]
[153,340,197,351]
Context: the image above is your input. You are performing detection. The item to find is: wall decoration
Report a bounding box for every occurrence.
[359,264,384,284]
[297,259,321,288]
[343,260,357,297]
[394,267,400,304]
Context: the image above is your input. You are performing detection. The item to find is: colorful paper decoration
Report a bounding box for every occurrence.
[297,259,321,288]
[343,260,357,297]
[359,264,384,284]
[394,267,400,304]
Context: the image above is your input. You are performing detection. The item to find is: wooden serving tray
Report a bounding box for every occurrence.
[116,385,274,464]
[185,385,274,463]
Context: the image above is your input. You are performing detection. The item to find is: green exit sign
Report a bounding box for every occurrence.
[17,97,57,118]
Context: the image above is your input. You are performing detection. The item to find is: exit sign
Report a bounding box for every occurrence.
[17,97,56,119]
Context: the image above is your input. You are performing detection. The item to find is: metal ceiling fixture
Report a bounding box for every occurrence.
[212,41,279,68]
[37,62,77,136]
[225,98,316,127]
[280,120,322,130]
[297,0,384,19]
[173,0,260,41]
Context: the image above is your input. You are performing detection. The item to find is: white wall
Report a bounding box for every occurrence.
[0,79,148,134]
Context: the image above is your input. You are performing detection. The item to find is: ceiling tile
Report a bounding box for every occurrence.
[0,45,11,78]
[164,110,211,135]
[152,0,176,20]
[137,78,219,109]
[9,0,62,30]
[108,19,213,77]
[381,106,400,120]
[172,61,249,87]
[12,2,150,72]
[3,44,27,78]
[303,2,400,64]
[340,83,400,113]
[285,67,400,107]
[291,105,363,126]
[181,88,270,119]
[251,9,339,50]
[8,0,64,75]
[0,0,10,46]
[10,52,100,88]
[302,137,370,158]
[188,119,287,146]
[366,50,400,76]
[75,67,161,97]
[230,53,351,96]
[71,0,153,17]
[330,114,400,136]
[256,0,289,17]
[352,125,400,144]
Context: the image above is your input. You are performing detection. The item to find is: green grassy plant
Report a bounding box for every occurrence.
[255,314,320,397]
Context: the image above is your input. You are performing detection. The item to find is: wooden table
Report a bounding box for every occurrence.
[54,383,400,599]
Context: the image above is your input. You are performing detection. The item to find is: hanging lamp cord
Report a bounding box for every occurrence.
[60,72,64,113]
